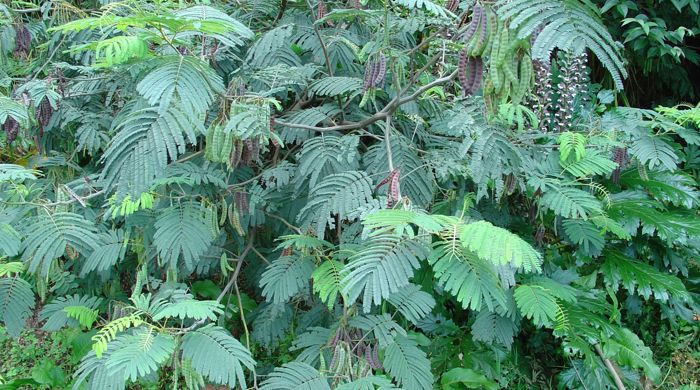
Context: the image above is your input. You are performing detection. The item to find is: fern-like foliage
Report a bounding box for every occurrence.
[153,202,215,271]
[290,326,332,365]
[174,5,254,48]
[181,324,255,389]
[81,230,128,276]
[104,328,176,382]
[74,348,127,390]
[601,251,690,302]
[383,335,433,390]
[0,95,28,125]
[513,280,576,329]
[471,309,518,348]
[0,276,35,337]
[562,152,618,177]
[386,284,436,325]
[309,77,364,98]
[603,328,662,382]
[101,106,204,198]
[39,295,102,331]
[349,314,407,347]
[152,298,222,322]
[342,235,428,313]
[428,240,507,311]
[620,170,699,208]
[0,164,39,183]
[629,134,678,171]
[260,254,315,304]
[259,362,330,390]
[558,132,587,163]
[136,56,223,117]
[497,0,627,89]
[296,135,361,188]
[364,137,434,206]
[459,220,542,272]
[312,260,344,309]
[297,171,373,239]
[562,219,605,255]
[91,313,145,358]
[20,212,100,276]
[540,185,602,220]
[0,223,21,257]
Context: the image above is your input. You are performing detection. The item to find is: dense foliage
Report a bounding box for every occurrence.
[1,0,699,389]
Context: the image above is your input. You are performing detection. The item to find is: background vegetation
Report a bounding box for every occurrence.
[0,0,699,389]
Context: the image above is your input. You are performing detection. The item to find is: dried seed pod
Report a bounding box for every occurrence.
[371,343,383,370]
[317,0,327,20]
[364,342,373,365]
[362,60,375,92]
[36,97,54,130]
[610,147,628,184]
[458,49,469,95]
[281,247,293,257]
[370,58,381,88]
[14,23,31,58]
[235,191,249,215]
[3,116,19,144]
[467,57,483,94]
[329,345,340,370]
[387,169,400,207]
[462,4,481,43]
[374,173,392,192]
[229,140,243,168]
[373,54,387,88]
[331,329,342,348]
[242,139,254,165]
[250,137,260,162]
[446,0,458,12]
[534,224,545,246]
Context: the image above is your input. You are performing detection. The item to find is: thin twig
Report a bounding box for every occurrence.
[275,70,458,132]
[594,343,626,390]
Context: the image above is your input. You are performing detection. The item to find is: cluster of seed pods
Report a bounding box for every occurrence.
[610,147,629,184]
[362,54,387,92]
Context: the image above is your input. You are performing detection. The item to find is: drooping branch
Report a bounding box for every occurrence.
[275,70,458,132]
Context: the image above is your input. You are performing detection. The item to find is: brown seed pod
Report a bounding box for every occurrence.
[281,246,293,257]
[466,57,483,94]
[373,53,387,88]
[235,191,249,215]
[534,224,545,246]
[317,0,327,20]
[242,139,254,165]
[230,140,243,168]
[362,60,374,92]
[250,139,260,162]
[371,343,383,370]
[446,0,458,12]
[370,58,381,88]
[36,96,54,130]
[610,147,628,184]
[387,169,400,207]
[14,23,31,58]
[462,4,482,43]
[458,49,469,95]
[3,116,19,144]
